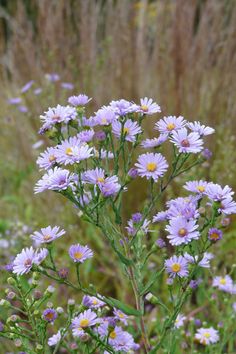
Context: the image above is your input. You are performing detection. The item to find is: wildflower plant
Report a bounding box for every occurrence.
[1,95,236,353]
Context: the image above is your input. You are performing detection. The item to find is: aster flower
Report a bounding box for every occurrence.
[72,310,98,336]
[82,168,105,185]
[187,121,215,136]
[95,106,117,126]
[156,238,166,248]
[135,152,168,182]
[128,167,139,179]
[55,136,93,165]
[31,226,65,245]
[204,183,234,201]
[155,116,186,134]
[12,247,48,275]
[112,119,142,142]
[69,244,93,263]
[18,105,28,113]
[218,197,236,215]
[212,275,234,293]
[43,308,57,323]
[183,252,213,268]
[34,88,42,95]
[8,97,22,105]
[34,167,76,193]
[76,129,94,143]
[109,99,139,116]
[113,309,128,325]
[61,82,74,90]
[48,330,61,346]
[40,104,77,129]
[165,217,200,246]
[167,197,199,220]
[126,216,150,236]
[141,134,168,148]
[139,97,161,115]
[170,128,203,153]
[208,228,223,242]
[165,255,189,278]
[21,80,34,93]
[202,148,212,160]
[153,211,169,223]
[195,327,219,345]
[82,295,105,309]
[183,180,209,194]
[68,94,92,106]
[45,73,60,82]
[99,176,121,197]
[98,323,137,352]
[36,147,58,170]
[174,314,186,329]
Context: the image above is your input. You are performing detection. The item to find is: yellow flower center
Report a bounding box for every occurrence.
[197,186,205,192]
[167,123,175,131]
[101,117,107,124]
[43,235,52,241]
[146,162,157,172]
[209,232,219,240]
[66,147,73,156]
[178,228,187,237]
[123,127,129,134]
[79,319,89,327]
[219,278,226,285]
[97,177,105,183]
[118,312,124,318]
[171,263,181,272]
[74,252,83,260]
[92,299,98,305]
[141,105,148,112]
[203,332,210,338]
[109,330,117,339]
[49,155,56,162]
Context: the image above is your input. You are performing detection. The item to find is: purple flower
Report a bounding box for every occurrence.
[183,252,213,268]
[94,130,106,141]
[95,106,117,126]
[82,168,105,185]
[45,73,60,82]
[31,226,65,244]
[218,197,236,215]
[165,255,189,278]
[69,244,93,263]
[187,121,215,136]
[93,148,114,160]
[36,147,58,170]
[170,128,203,153]
[58,268,69,279]
[99,176,121,197]
[205,183,234,201]
[112,119,142,142]
[156,238,166,248]
[82,295,105,309]
[8,97,22,105]
[128,167,139,179]
[76,129,94,143]
[113,309,128,325]
[194,319,202,326]
[208,228,223,242]
[34,167,76,193]
[21,80,34,93]
[165,217,200,246]
[195,327,219,345]
[135,152,168,182]
[141,134,168,148]
[48,330,61,346]
[61,82,74,90]
[212,275,234,293]
[155,116,186,134]
[34,88,42,95]
[174,314,186,329]
[0,321,4,332]
[131,213,142,223]
[98,323,137,352]
[190,279,201,289]
[109,99,139,116]
[72,309,98,336]
[43,308,57,323]
[201,148,212,160]
[40,105,77,129]
[126,217,150,236]
[153,211,168,223]
[18,105,28,113]
[12,247,48,275]
[167,197,199,220]
[139,97,161,115]
[68,94,92,106]
[183,180,208,194]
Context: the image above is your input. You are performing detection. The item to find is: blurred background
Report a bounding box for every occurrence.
[0,0,236,315]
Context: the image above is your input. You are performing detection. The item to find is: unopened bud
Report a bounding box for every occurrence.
[7,277,17,286]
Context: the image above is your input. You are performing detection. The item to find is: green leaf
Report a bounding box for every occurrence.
[110,240,133,266]
[139,268,164,296]
[104,296,142,317]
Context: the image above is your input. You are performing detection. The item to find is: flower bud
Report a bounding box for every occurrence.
[46,286,55,294]
[7,277,17,286]
[56,307,64,314]
[33,290,43,300]
[14,338,22,347]
[33,272,40,281]
[6,291,16,300]
[0,299,10,308]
